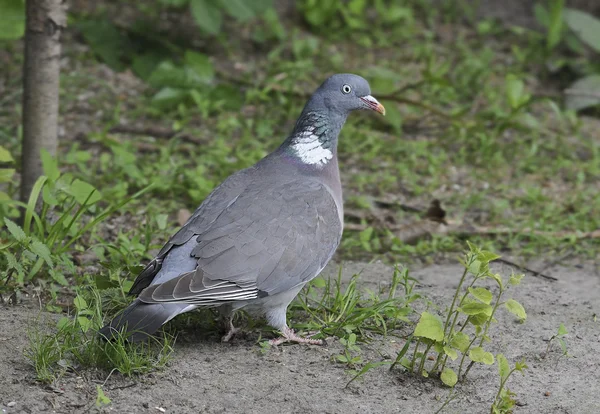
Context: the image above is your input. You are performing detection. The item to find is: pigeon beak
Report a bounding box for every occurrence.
[360,95,386,115]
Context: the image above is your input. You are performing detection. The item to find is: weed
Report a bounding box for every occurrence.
[543,323,569,359]
[25,284,173,383]
[335,333,363,371]
[390,243,527,387]
[490,355,528,414]
[1,150,149,297]
[291,265,419,341]
[95,385,112,407]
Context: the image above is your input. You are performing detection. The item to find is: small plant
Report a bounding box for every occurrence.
[490,355,528,414]
[335,333,363,372]
[543,323,569,358]
[535,1,600,110]
[1,150,149,297]
[292,265,419,341]
[25,284,173,383]
[95,385,112,408]
[390,242,527,387]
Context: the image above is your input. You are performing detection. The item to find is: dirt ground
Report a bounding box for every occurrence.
[1,259,599,414]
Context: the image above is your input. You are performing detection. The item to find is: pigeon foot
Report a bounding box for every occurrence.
[269,327,324,346]
[221,318,240,342]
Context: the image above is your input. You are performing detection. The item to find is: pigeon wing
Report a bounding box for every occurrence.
[138,178,342,305]
[129,169,253,295]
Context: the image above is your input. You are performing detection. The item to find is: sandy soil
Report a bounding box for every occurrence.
[1,260,598,414]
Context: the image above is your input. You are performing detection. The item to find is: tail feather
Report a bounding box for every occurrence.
[99,300,190,342]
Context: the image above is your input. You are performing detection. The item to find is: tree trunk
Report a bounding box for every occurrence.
[20,0,67,203]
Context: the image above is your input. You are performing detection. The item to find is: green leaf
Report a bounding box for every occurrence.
[505,74,530,109]
[450,332,471,353]
[497,353,510,380]
[505,299,527,320]
[49,269,69,286]
[459,301,493,316]
[557,323,568,336]
[5,218,27,241]
[468,347,495,365]
[29,240,53,267]
[57,317,70,330]
[515,359,528,371]
[42,185,59,206]
[74,295,88,312]
[547,0,565,50]
[508,273,524,286]
[65,179,102,205]
[77,20,132,71]
[477,250,501,263]
[151,87,188,108]
[156,214,168,230]
[95,385,111,407]
[564,8,600,53]
[0,0,25,40]
[534,3,550,28]
[311,277,326,288]
[77,316,91,332]
[489,272,504,288]
[413,311,444,342]
[41,149,60,181]
[467,259,481,275]
[0,168,15,183]
[468,287,493,305]
[190,0,222,34]
[440,367,458,387]
[443,346,458,361]
[245,0,273,14]
[184,50,214,82]
[218,0,256,21]
[469,312,489,326]
[0,146,14,163]
[565,75,600,111]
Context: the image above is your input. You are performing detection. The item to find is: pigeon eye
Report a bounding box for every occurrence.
[341,84,352,94]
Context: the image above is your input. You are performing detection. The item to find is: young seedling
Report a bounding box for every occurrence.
[543,323,569,359]
[291,265,418,342]
[490,355,528,414]
[335,333,363,372]
[391,242,527,387]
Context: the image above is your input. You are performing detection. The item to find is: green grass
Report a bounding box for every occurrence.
[25,285,174,383]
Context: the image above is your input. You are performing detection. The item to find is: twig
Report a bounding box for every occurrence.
[219,71,455,120]
[536,249,574,276]
[495,258,558,282]
[108,125,207,145]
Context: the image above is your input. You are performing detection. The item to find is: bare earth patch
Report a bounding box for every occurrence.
[1,260,598,413]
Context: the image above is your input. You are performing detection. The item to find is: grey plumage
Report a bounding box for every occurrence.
[99,73,385,344]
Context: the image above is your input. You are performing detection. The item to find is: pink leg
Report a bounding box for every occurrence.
[269,326,324,346]
[221,317,240,342]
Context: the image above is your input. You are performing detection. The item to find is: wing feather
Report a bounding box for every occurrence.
[137,177,342,305]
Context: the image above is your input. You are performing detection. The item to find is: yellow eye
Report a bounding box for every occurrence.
[342,84,352,94]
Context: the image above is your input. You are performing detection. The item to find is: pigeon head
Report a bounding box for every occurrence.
[309,73,385,116]
[283,74,384,168]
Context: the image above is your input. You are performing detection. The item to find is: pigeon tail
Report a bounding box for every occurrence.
[99,300,191,342]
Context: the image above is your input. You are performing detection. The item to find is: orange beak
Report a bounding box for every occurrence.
[360,95,386,115]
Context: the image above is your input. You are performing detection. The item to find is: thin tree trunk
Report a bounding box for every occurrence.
[20,0,67,203]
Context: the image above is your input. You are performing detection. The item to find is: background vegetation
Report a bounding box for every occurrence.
[0,0,598,411]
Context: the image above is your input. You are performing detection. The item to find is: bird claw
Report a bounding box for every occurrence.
[221,318,241,342]
[269,327,325,346]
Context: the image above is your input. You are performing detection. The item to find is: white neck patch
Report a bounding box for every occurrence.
[291,127,333,167]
